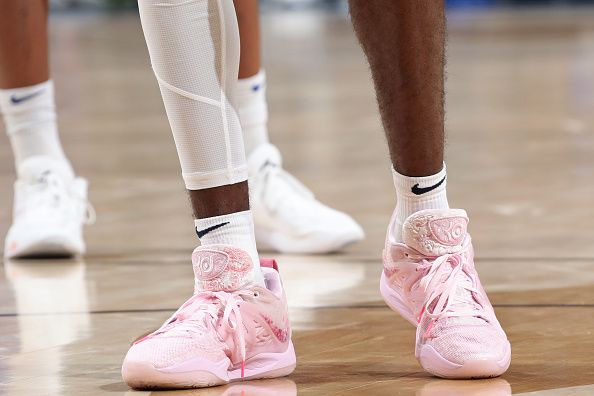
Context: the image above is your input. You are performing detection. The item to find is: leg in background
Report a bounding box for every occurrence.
[234,0,269,155]
[0,0,72,177]
[234,0,261,80]
[0,0,49,88]
[233,0,364,254]
[0,0,90,259]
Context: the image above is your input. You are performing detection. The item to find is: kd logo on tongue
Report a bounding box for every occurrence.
[194,250,229,281]
[429,217,467,246]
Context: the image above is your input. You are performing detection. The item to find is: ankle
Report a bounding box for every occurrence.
[194,210,264,287]
[390,165,449,243]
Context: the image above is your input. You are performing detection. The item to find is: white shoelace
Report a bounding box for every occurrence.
[151,289,255,377]
[23,171,95,225]
[254,163,314,213]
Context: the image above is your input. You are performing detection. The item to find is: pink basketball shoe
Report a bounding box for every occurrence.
[380,209,511,378]
[122,245,296,389]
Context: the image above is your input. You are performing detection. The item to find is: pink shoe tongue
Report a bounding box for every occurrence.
[192,245,255,293]
[402,209,469,256]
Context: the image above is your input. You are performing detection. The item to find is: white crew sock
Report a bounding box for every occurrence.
[236,70,269,157]
[195,210,264,286]
[0,80,74,180]
[389,165,449,243]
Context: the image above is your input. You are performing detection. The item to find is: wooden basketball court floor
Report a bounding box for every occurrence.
[1,5,594,396]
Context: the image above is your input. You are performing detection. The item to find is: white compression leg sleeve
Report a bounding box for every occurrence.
[138,0,247,190]
[138,0,264,286]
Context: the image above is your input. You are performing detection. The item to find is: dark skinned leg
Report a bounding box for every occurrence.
[188,0,259,219]
[189,181,249,219]
[348,1,445,177]
[234,0,261,79]
[0,0,49,88]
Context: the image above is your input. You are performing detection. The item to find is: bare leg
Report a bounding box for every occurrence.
[0,0,50,88]
[0,0,72,174]
[189,182,249,219]
[349,1,444,177]
[233,0,270,156]
[234,0,261,79]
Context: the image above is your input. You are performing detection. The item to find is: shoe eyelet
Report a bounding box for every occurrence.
[253,291,260,298]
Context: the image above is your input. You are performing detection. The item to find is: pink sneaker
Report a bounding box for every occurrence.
[121,245,296,389]
[380,209,511,379]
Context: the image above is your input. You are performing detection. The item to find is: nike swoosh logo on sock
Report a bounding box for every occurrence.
[411,176,446,195]
[196,222,230,238]
[10,89,45,104]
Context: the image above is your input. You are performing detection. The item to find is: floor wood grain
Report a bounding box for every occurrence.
[1,6,594,396]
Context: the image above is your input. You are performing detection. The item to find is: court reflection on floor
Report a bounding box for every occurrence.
[3,259,90,395]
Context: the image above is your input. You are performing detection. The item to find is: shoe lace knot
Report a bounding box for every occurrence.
[415,248,484,338]
[24,171,95,225]
[27,171,64,207]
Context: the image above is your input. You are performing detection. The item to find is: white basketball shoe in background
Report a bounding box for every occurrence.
[248,143,364,254]
[4,155,94,259]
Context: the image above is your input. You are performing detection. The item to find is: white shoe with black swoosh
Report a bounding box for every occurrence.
[4,156,94,259]
[248,144,364,254]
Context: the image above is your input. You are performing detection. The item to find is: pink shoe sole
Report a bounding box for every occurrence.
[122,341,296,390]
[380,272,511,379]
[418,344,511,379]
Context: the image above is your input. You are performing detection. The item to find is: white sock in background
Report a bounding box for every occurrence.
[236,70,269,156]
[0,80,74,179]
[389,165,449,243]
[195,210,264,286]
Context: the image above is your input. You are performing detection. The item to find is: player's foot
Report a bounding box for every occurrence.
[380,209,511,378]
[122,245,296,390]
[4,156,94,259]
[248,143,364,254]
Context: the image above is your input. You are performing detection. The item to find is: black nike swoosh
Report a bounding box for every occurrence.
[10,89,45,104]
[411,176,446,195]
[196,222,230,238]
